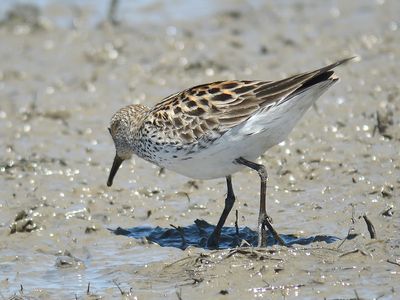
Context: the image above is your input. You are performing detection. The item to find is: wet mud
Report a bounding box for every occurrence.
[0,0,399,299]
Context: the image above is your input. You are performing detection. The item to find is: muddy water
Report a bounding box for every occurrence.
[0,0,399,299]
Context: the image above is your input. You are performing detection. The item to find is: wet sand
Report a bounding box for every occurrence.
[0,0,399,299]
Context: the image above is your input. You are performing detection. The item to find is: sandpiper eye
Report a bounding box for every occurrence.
[108,127,111,134]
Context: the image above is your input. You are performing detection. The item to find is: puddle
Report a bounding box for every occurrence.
[112,219,340,250]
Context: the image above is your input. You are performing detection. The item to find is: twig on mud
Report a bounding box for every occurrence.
[235,210,239,236]
[337,227,355,249]
[183,269,204,286]
[170,224,187,249]
[20,284,23,294]
[224,247,282,261]
[87,282,90,295]
[337,204,357,249]
[182,192,191,202]
[164,256,194,269]
[158,167,165,176]
[381,207,393,217]
[337,230,349,249]
[363,214,376,239]
[190,276,203,285]
[387,259,400,267]
[373,110,393,138]
[339,248,369,257]
[113,279,125,295]
[225,248,250,259]
[307,246,342,253]
[240,239,251,247]
[176,287,183,300]
[164,250,220,270]
[351,203,356,224]
[260,280,305,291]
[354,289,360,300]
[194,254,213,265]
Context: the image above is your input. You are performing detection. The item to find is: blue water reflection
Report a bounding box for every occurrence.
[112,219,340,250]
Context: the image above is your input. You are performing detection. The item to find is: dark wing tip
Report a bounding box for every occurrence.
[323,56,357,72]
[336,56,357,64]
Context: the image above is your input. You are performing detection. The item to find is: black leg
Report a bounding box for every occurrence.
[207,176,235,248]
[235,157,285,247]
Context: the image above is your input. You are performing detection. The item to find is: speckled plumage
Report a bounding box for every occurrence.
[107,58,353,248]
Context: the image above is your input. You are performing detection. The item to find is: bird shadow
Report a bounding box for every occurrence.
[110,219,340,250]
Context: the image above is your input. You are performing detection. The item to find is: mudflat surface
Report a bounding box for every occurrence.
[0,1,399,299]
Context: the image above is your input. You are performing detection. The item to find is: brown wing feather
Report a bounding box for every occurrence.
[148,57,354,144]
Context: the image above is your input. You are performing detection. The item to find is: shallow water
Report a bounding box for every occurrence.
[114,219,340,250]
[0,0,399,299]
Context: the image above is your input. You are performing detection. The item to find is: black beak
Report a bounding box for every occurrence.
[107,154,124,187]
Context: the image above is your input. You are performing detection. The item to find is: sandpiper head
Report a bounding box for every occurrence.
[107,104,148,187]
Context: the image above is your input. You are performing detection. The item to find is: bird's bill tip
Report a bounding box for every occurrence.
[107,154,124,187]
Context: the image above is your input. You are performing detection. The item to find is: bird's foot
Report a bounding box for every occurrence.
[257,215,285,247]
[207,231,220,249]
